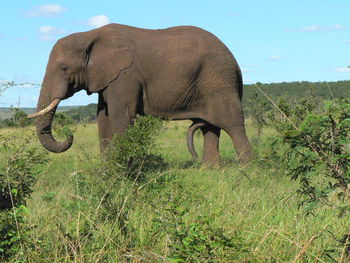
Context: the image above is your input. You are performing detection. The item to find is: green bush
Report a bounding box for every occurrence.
[275,101,350,211]
[269,99,350,260]
[0,134,48,261]
[106,115,165,181]
[57,116,168,253]
[149,184,250,262]
[53,112,74,126]
[65,103,97,123]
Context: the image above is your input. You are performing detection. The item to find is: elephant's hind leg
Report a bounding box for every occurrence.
[201,126,221,165]
[223,125,252,164]
[205,94,252,164]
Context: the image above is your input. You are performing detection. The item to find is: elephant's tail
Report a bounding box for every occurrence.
[237,66,244,101]
[187,121,208,161]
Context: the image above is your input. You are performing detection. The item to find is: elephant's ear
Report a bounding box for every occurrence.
[85,35,135,93]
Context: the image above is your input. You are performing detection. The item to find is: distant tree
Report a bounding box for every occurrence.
[244,93,268,138]
[53,112,74,126]
[1,107,31,127]
[244,80,350,112]
[64,103,97,123]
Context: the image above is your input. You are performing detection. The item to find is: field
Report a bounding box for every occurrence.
[1,116,349,262]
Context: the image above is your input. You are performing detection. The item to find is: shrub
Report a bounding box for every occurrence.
[269,99,350,261]
[53,112,74,126]
[0,134,48,261]
[65,116,166,248]
[276,101,350,210]
[106,115,165,181]
[150,185,250,262]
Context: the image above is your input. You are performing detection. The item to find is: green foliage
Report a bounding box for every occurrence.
[46,117,168,256]
[273,100,350,213]
[153,188,250,262]
[63,103,97,123]
[1,108,32,128]
[2,119,350,261]
[168,219,248,262]
[267,99,350,260]
[243,80,350,116]
[53,112,74,126]
[284,102,350,212]
[52,112,75,140]
[244,80,350,102]
[67,112,247,261]
[0,133,48,261]
[90,116,166,228]
[107,115,165,180]
[245,93,269,137]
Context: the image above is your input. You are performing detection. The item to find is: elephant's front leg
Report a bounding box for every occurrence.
[97,93,113,151]
[201,126,221,165]
[105,81,139,137]
[108,105,135,136]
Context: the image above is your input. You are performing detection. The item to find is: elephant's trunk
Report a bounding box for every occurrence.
[33,88,73,153]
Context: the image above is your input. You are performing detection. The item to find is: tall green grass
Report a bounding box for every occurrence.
[0,119,347,262]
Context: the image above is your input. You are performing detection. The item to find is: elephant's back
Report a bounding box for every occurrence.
[153,26,232,56]
[103,23,234,60]
[134,26,235,70]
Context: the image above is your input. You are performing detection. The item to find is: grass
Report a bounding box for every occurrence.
[0,120,348,262]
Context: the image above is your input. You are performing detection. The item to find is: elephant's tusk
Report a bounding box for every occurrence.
[27,99,61,118]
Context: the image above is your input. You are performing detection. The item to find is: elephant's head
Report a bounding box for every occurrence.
[29,24,134,153]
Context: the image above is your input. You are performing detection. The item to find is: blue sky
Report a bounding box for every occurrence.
[0,0,349,107]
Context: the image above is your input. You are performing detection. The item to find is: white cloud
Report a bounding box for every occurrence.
[333,24,345,30]
[241,68,249,73]
[269,56,282,61]
[38,26,65,41]
[301,25,320,32]
[39,35,56,41]
[88,15,110,28]
[38,26,65,35]
[301,24,346,32]
[26,4,66,17]
[335,67,350,72]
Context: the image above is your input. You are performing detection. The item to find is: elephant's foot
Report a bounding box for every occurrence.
[202,153,220,167]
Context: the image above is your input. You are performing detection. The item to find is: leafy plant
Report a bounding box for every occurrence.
[149,185,250,263]
[268,99,350,261]
[277,101,350,210]
[66,116,167,249]
[167,216,249,262]
[245,93,269,138]
[106,115,165,181]
[0,133,48,261]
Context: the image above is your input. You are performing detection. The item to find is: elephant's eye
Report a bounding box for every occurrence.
[60,64,68,72]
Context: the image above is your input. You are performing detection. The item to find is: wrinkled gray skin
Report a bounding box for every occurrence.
[33,23,252,164]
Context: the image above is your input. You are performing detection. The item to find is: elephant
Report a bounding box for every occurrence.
[28,23,252,165]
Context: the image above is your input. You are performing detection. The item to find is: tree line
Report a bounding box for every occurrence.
[1,80,349,127]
